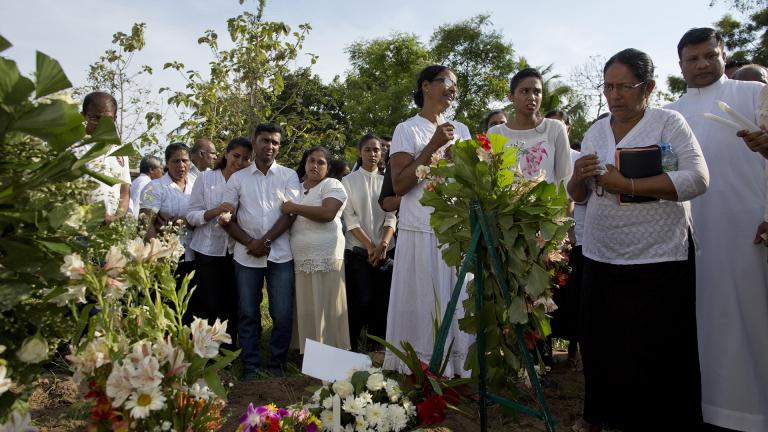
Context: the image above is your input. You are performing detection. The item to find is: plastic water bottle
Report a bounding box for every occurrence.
[661,143,677,172]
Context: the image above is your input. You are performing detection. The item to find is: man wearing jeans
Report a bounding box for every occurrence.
[222,123,300,379]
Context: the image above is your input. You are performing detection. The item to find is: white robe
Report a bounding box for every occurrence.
[667,75,768,432]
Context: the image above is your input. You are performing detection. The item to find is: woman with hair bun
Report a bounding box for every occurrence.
[568,49,709,432]
[384,65,472,378]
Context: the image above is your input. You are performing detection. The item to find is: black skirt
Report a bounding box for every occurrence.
[550,245,583,341]
[580,240,702,431]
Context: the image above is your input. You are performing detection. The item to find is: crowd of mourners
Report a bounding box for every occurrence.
[77,27,767,432]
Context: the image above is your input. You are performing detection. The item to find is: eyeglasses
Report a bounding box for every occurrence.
[431,77,456,89]
[602,82,646,94]
[199,150,217,157]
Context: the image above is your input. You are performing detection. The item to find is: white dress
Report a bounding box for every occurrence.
[487,118,572,184]
[384,114,473,378]
[290,178,350,353]
[667,75,768,432]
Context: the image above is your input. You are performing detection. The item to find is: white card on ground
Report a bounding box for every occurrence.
[301,339,371,382]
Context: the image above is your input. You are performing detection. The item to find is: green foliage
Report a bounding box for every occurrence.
[0,35,125,421]
[164,6,336,166]
[343,33,432,141]
[420,134,569,395]
[272,68,350,165]
[430,15,517,130]
[715,10,768,65]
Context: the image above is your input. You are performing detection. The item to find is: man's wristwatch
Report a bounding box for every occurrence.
[263,238,272,249]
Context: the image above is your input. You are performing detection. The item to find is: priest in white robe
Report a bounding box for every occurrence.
[667,27,768,432]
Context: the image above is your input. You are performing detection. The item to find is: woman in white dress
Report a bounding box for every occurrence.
[487,68,572,184]
[282,146,350,353]
[385,65,472,378]
[186,137,252,344]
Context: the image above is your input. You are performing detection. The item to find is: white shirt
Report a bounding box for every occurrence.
[341,168,397,250]
[667,75,768,431]
[390,115,471,233]
[186,170,232,257]
[290,178,348,273]
[129,173,151,218]
[222,162,300,268]
[487,118,572,184]
[140,172,195,260]
[579,108,709,265]
[73,144,131,215]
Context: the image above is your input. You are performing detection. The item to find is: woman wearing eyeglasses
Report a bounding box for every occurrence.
[384,65,472,378]
[487,68,572,183]
[567,49,709,432]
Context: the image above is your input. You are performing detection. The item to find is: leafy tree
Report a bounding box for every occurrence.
[163,3,329,165]
[430,15,516,131]
[568,55,608,121]
[343,33,432,141]
[272,68,350,164]
[715,10,768,65]
[79,23,163,153]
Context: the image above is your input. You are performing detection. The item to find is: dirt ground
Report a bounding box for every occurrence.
[29,351,584,431]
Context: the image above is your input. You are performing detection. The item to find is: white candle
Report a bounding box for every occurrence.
[718,101,760,131]
[702,112,742,130]
[332,394,341,432]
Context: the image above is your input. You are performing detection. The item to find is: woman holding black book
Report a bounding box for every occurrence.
[341,134,397,351]
[567,49,709,432]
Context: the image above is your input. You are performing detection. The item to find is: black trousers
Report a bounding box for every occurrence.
[551,245,583,341]
[186,252,238,347]
[344,249,392,351]
[580,240,702,431]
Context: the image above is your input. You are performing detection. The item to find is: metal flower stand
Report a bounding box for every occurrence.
[428,202,557,432]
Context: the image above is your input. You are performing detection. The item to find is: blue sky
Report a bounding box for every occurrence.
[0,0,739,130]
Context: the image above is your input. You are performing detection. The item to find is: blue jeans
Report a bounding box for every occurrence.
[234,260,295,373]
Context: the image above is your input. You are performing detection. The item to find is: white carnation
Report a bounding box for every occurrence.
[365,372,385,392]
[16,335,48,364]
[332,379,354,399]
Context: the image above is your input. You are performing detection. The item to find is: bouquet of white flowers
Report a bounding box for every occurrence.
[305,367,417,432]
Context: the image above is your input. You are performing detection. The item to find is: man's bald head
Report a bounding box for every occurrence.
[732,64,768,84]
[190,138,217,170]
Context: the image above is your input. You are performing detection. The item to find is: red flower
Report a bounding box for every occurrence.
[416,394,447,425]
[476,134,492,151]
[555,270,569,287]
[523,329,542,350]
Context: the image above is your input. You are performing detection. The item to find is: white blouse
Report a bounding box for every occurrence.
[186,170,232,257]
[341,168,397,250]
[141,172,195,260]
[290,178,348,273]
[390,114,471,233]
[579,108,709,265]
[487,118,572,184]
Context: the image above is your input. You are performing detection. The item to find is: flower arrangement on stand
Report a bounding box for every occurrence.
[58,230,238,431]
[418,133,571,396]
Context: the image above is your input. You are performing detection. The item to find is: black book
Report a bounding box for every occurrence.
[614,145,662,204]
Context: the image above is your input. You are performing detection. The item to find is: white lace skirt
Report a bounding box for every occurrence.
[383,230,473,378]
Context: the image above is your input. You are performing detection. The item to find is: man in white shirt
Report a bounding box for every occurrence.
[189,138,217,183]
[78,92,132,223]
[667,27,768,432]
[128,155,163,218]
[222,123,300,379]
